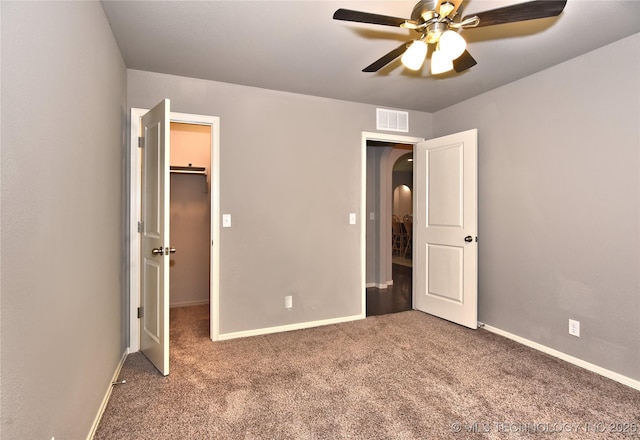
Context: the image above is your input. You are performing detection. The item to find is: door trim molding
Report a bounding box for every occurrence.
[361,132,424,316]
[129,108,221,352]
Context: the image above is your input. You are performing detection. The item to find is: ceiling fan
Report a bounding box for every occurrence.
[333,0,567,75]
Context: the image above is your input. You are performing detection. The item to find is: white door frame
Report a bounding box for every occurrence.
[361,132,424,314]
[129,108,221,352]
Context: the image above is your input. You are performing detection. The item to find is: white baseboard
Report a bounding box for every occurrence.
[87,349,128,440]
[170,299,209,308]
[482,324,640,391]
[365,280,393,289]
[218,313,365,341]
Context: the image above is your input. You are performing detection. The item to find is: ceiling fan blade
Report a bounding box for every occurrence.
[463,0,567,28]
[363,42,409,72]
[333,9,409,27]
[452,50,477,72]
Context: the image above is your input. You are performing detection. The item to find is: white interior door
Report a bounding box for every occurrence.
[140,99,171,375]
[413,129,478,329]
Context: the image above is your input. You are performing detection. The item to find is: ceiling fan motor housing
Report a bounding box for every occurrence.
[411,0,440,22]
[425,22,449,43]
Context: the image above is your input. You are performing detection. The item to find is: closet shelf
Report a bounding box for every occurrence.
[170,165,207,176]
[170,165,209,193]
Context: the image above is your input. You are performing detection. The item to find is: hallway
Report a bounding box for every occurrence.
[366,263,412,316]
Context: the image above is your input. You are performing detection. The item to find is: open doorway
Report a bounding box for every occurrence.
[362,129,478,325]
[364,138,419,316]
[169,122,211,309]
[129,109,220,355]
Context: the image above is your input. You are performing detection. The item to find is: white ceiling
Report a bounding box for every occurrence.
[101,0,640,113]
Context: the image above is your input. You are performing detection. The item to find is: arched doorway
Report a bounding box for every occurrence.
[392,152,413,267]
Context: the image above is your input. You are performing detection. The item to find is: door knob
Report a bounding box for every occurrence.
[168,247,177,254]
[464,236,473,243]
[152,247,164,255]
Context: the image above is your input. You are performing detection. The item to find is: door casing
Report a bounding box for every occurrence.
[129,108,220,352]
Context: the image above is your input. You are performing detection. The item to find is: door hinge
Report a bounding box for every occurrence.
[137,221,144,233]
[138,136,144,148]
[137,307,143,319]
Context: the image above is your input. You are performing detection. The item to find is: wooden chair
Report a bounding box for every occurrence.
[392,215,404,255]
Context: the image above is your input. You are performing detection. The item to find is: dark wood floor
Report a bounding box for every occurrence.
[366,264,412,316]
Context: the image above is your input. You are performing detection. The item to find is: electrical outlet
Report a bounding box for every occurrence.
[285,295,292,309]
[569,319,580,337]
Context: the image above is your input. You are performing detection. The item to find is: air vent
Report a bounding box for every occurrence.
[376,108,409,132]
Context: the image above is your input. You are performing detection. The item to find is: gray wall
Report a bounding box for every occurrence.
[433,33,640,381]
[1,2,127,439]
[128,70,432,335]
[392,171,413,194]
[366,147,385,285]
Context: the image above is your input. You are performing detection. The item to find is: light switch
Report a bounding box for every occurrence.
[369,212,375,220]
[349,213,357,225]
[222,214,231,228]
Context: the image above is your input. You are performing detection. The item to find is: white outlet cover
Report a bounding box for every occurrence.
[222,214,231,228]
[569,319,580,337]
[349,213,356,224]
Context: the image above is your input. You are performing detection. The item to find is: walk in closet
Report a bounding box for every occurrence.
[169,122,211,307]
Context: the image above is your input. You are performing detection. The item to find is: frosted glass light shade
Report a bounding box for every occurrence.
[439,30,466,60]
[431,49,454,75]
[401,40,428,71]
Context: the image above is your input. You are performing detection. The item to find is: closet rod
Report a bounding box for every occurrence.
[170,165,209,193]
[170,165,206,176]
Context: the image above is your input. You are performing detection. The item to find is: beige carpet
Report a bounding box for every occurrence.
[96,306,640,439]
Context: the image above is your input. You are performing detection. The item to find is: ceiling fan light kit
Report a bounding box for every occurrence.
[401,40,429,71]
[439,30,466,60]
[424,21,449,44]
[431,47,454,74]
[333,0,568,76]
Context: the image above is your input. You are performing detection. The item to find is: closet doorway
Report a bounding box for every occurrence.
[169,122,211,309]
[129,109,220,353]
